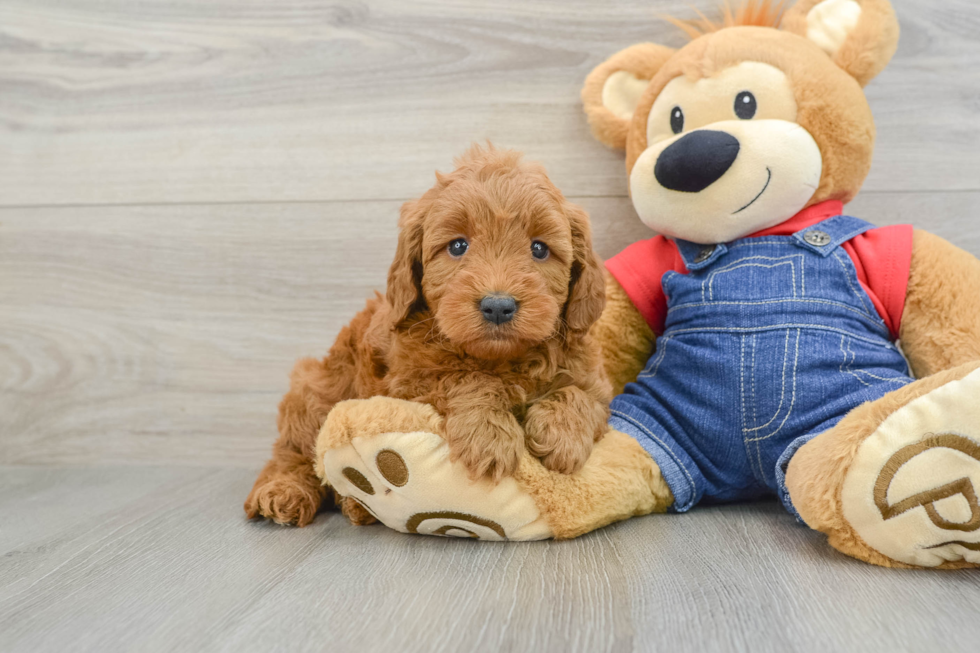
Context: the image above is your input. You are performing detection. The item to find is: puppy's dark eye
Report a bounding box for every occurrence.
[735,91,757,119]
[447,238,468,258]
[670,107,684,134]
[531,241,549,261]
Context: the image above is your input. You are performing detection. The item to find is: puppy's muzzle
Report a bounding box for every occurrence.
[655,130,741,193]
[480,294,518,325]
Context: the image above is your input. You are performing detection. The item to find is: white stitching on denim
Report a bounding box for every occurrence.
[724,220,871,254]
[839,334,909,386]
[637,337,670,379]
[727,238,794,250]
[795,218,871,255]
[705,256,801,301]
[831,250,874,316]
[749,340,762,478]
[853,370,909,384]
[740,337,748,455]
[840,336,871,386]
[667,297,890,331]
[839,334,870,387]
[755,439,764,483]
[712,262,795,300]
[740,334,763,479]
[705,255,802,272]
[742,333,762,478]
[609,409,697,503]
[663,324,893,348]
[746,329,801,446]
[838,334,858,383]
[805,224,872,254]
[744,330,791,434]
[750,334,758,428]
[750,330,800,481]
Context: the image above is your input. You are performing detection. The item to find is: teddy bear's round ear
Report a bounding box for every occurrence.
[581,43,676,150]
[782,0,899,86]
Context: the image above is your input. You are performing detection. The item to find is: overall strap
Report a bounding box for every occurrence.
[792,214,875,257]
[674,240,729,271]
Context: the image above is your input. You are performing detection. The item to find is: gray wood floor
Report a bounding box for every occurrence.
[2,1,980,651]
[3,466,980,653]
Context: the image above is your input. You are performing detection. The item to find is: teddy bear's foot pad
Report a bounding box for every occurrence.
[321,427,553,541]
[842,368,980,567]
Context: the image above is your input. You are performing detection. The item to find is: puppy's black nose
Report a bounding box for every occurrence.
[480,295,518,325]
[655,130,740,193]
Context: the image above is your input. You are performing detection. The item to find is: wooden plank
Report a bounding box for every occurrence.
[3,191,979,467]
[2,2,979,651]
[1,465,979,653]
[0,197,644,466]
[1,0,979,206]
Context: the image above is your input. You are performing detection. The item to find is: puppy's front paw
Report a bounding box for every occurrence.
[445,410,524,483]
[524,403,595,475]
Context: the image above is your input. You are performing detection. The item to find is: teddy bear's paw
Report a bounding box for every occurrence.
[318,398,553,541]
[841,368,980,567]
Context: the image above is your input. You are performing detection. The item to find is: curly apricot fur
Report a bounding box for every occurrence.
[246,145,611,524]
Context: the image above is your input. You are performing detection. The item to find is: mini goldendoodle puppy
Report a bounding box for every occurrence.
[245,145,612,526]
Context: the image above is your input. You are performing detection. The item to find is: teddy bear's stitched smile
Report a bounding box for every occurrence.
[734,167,773,214]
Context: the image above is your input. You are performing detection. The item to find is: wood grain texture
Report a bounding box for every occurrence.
[3,1,980,650]
[1,0,980,206]
[3,193,979,466]
[0,197,648,466]
[1,466,979,653]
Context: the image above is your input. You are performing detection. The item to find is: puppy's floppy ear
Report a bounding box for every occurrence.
[386,199,427,328]
[563,204,606,333]
[782,0,899,86]
[581,43,676,150]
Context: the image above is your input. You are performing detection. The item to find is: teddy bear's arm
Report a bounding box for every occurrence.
[592,271,656,395]
[899,229,980,378]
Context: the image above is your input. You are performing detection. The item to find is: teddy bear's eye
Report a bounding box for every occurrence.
[735,91,757,120]
[670,106,684,134]
[447,238,469,258]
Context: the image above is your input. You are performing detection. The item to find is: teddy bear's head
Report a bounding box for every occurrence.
[582,0,900,244]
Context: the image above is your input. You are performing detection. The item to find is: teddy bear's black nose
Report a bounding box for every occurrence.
[655,130,741,193]
[480,294,518,325]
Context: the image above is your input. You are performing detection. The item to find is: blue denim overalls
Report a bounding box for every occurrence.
[608,214,913,517]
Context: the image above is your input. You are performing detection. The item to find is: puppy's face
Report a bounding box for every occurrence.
[387,147,605,360]
[420,173,574,360]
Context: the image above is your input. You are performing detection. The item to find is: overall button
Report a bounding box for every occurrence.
[695,245,716,263]
[804,230,832,247]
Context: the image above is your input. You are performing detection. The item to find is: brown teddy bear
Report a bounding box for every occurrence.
[315,0,980,569]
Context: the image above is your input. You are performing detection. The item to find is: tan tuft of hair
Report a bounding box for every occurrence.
[665,0,788,40]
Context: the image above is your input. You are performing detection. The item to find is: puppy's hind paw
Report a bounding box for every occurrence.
[245,477,323,527]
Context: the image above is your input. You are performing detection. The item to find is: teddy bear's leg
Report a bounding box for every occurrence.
[513,428,674,539]
[316,396,673,540]
[785,360,980,568]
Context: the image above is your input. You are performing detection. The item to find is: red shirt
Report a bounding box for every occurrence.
[605,200,913,340]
